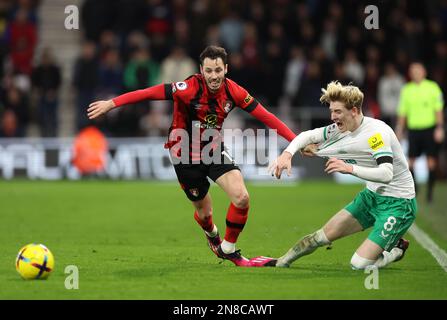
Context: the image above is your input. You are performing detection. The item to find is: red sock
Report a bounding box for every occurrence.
[224,203,248,243]
[194,211,214,232]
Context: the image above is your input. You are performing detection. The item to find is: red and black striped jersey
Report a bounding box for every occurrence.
[163,74,259,155]
[112,73,296,161]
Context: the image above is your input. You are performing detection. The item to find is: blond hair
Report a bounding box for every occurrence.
[320,81,364,111]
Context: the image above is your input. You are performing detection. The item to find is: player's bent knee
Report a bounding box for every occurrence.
[350,253,376,270]
[233,192,249,208]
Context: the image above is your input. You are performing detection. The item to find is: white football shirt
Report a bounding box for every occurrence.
[314,117,415,199]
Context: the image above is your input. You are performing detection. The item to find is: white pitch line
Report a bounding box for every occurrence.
[409,224,447,272]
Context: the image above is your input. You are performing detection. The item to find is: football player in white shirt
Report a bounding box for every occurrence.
[268,81,417,269]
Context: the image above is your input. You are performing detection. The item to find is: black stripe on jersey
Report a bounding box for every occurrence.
[164,84,173,100]
[376,156,393,165]
[243,99,259,113]
[188,76,202,124]
[224,82,236,112]
[208,98,218,115]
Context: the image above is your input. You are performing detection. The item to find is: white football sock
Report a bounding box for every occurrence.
[276,229,331,267]
[205,225,218,238]
[220,240,235,254]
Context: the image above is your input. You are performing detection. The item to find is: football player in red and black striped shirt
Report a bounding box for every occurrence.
[88,46,296,267]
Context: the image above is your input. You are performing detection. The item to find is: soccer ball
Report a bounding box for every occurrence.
[15,244,55,280]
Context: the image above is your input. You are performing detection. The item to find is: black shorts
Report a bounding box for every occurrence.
[408,127,439,158]
[173,151,240,201]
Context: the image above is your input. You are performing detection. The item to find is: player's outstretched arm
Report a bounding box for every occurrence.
[87,83,170,120]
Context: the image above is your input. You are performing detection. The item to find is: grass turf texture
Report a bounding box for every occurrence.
[1,180,446,300]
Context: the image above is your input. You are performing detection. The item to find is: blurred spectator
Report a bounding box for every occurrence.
[32,48,61,137]
[123,48,160,90]
[362,63,380,119]
[397,17,424,61]
[3,85,28,137]
[296,61,322,108]
[146,0,172,61]
[263,41,286,106]
[160,46,196,83]
[378,63,405,127]
[343,49,364,86]
[227,52,249,87]
[7,8,36,75]
[72,126,108,177]
[0,109,19,137]
[0,0,12,80]
[241,22,260,69]
[283,46,305,104]
[320,19,338,61]
[219,11,244,53]
[73,41,99,131]
[98,30,120,60]
[123,30,150,62]
[98,49,123,98]
[172,19,192,56]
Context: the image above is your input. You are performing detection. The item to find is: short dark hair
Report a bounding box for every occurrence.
[199,46,228,65]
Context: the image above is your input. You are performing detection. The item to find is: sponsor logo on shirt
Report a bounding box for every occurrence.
[368,133,384,151]
[204,114,218,127]
[244,93,253,104]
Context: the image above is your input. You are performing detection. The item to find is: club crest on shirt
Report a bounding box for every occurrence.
[189,188,199,197]
[368,133,384,150]
[175,81,188,91]
[224,100,233,113]
[171,83,177,93]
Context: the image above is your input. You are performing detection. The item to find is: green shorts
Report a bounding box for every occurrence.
[345,188,417,251]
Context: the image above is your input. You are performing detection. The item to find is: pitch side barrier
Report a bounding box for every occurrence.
[0,135,326,181]
[0,135,426,182]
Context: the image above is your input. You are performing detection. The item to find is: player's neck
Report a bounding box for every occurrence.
[350,115,364,132]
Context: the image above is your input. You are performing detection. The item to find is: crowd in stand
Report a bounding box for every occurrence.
[0,0,446,138]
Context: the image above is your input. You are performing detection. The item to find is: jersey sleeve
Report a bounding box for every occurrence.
[367,129,394,163]
[228,82,259,112]
[168,76,199,103]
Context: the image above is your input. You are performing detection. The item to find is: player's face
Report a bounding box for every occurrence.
[329,101,358,132]
[409,63,426,83]
[200,57,228,93]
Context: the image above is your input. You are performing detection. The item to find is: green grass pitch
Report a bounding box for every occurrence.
[0,180,446,299]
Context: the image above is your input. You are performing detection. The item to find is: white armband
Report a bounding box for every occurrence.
[351,163,393,183]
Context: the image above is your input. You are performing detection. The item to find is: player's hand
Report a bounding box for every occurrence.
[300,143,318,157]
[268,151,292,179]
[325,157,353,174]
[434,126,445,143]
[87,100,115,119]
